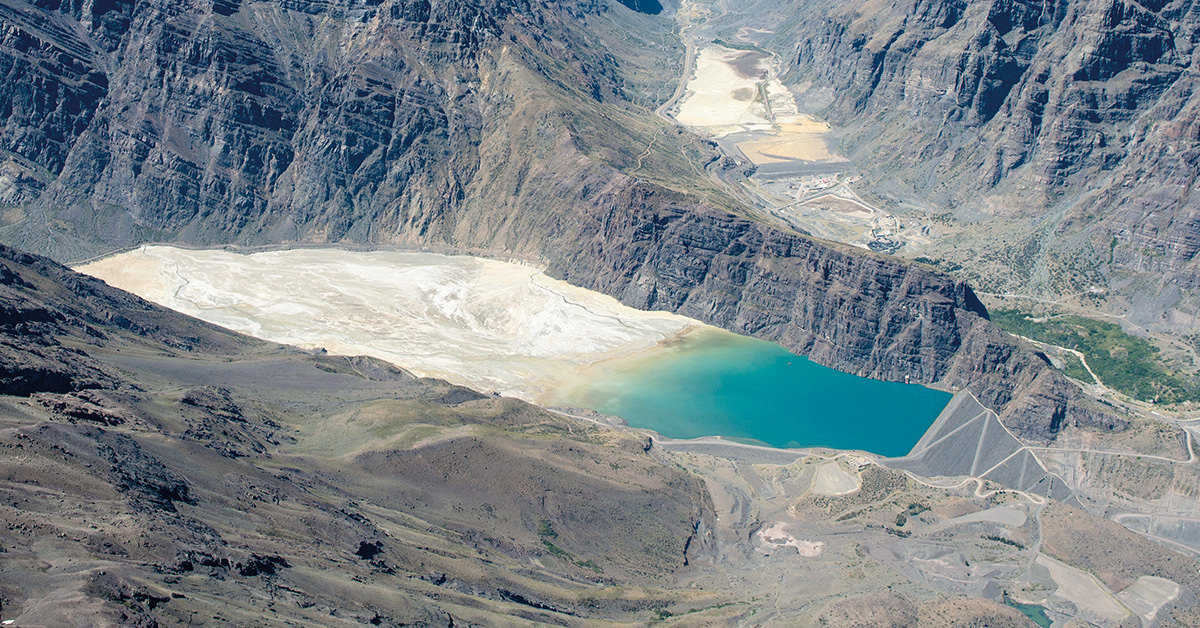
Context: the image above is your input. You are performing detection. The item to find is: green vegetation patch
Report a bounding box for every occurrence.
[894,502,929,527]
[541,539,572,559]
[1056,352,1096,384]
[983,534,1025,550]
[575,559,603,573]
[991,309,1199,404]
[537,520,604,572]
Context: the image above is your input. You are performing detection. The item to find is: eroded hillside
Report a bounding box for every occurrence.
[2,245,1196,627]
[0,244,722,625]
[727,0,1200,328]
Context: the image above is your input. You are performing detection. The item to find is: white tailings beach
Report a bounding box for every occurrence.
[672,45,833,162]
[1116,576,1180,623]
[1035,554,1130,621]
[78,246,698,401]
[674,47,773,133]
[811,461,861,496]
[758,522,825,557]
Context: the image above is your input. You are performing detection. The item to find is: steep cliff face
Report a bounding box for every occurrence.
[779,0,1200,322]
[0,0,1116,439]
[790,0,1190,203]
[533,182,1118,440]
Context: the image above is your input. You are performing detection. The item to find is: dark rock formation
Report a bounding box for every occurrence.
[33,390,128,425]
[178,386,287,458]
[316,354,416,382]
[0,251,123,395]
[0,0,1119,438]
[99,431,196,512]
[774,0,1200,325]
[0,336,116,396]
[235,553,290,577]
[0,243,267,354]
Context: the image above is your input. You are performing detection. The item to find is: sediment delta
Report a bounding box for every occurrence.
[674,47,774,132]
[673,44,834,164]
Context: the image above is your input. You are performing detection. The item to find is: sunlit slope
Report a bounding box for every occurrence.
[0,244,720,626]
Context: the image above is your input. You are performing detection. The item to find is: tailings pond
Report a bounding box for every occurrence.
[80,246,950,456]
[548,328,950,456]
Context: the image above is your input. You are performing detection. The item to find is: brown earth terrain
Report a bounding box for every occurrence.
[2,238,1194,626]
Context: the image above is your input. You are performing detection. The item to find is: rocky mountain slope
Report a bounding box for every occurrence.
[4,243,1196,627]
[0,243,723,625]
[0,0,1124,437]
[756,0,1200,328]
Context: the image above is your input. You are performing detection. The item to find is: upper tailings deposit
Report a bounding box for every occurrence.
[79,246,950,455]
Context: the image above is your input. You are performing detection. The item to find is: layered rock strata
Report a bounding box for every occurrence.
[0,0,1121,439]
[775,0,1200,323]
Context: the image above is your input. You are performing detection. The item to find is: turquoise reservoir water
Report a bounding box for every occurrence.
[1006,600,1052,628]
[551,329,951,457]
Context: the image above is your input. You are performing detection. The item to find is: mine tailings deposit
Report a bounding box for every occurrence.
[82,247,952,457]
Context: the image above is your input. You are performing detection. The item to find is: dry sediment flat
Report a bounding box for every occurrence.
[674,47,773,132]
[1116,576,1180,623]
[738,134,832,164]
[1035,554,1130,621]
[737,118,834,163]
[672,42,896,252]
[812,460,861,495]
[78,246,697,401]
[674,46,836,166]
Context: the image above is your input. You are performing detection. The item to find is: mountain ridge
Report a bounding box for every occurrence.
[755,0,1200,327]
[0,0,1125,437]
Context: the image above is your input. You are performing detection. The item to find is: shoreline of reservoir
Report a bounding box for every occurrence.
[80,245,951,456]
[78,245,701,401]
[548,327,951,457]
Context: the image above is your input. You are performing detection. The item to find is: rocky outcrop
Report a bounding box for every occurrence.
[787,0,1192,205]
[0,252,122,395]
[0,242,274,400]
[537,186,1119,440]
[99,430,196,512]
[777,0,1200,325]
[33,390,129,425]
[0,0,1118,438]
[0,243,723,626]
[0,244,267,354]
